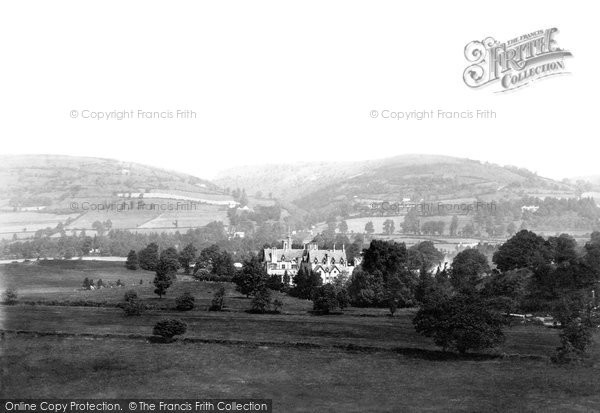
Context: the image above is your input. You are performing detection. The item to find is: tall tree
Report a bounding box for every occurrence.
[159,247,180,277]
[232,254,268,297]
[178,243,197,275]
[153,254,176,298]
[291,266,322,299]
[450,248,490,292]
[138,243,159,271]
[492,230,551,272]
[449,215,459,236]
[125,249,138,270]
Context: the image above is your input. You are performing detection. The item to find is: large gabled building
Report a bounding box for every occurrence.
[263,236,359,284]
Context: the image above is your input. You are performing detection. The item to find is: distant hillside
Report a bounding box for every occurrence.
[0,154,223,209]
[0,155,233,239]
[216,154,577,210]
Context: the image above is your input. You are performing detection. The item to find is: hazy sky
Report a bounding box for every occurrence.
[0,1,596,181]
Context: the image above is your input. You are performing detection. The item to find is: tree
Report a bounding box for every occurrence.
[408,241,444,273]
[194,245,235,278]
[481,269,530,314]
[383,219,395,235]
[152,319,187,341]
[233,254,268,297]
[449,215,459,236]
[250,286,273,313]
[401,208,420,234]
[546,234,578,265]
[138,243,159,271]
[385,272,413,315]
[552,319,593,363]
[365,221,375,235]
[338,220,349,234]
[362,240,411,284]
[153,254,176,298]
[175,292,195,311]
[82,277,92,290]
[347,268,386,307]
[413,295,505,354]
[239,189,248,207]
[125,250,138,270]
[210,286,226,311]
[492,230,551,272]
[266,273,284,292]
[506,222,517,237]
[450,249,490,292]
[312,284,342,314]
[159,247,180,277]
[178,243,197,275]
[291,266,322,299]
[123,290,145,316]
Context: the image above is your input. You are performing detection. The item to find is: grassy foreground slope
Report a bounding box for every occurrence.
[2,335,600,412]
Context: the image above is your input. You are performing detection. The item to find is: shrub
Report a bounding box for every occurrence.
[153,319,187,340]
[2,288,18,305]
[124,290,138,302]
[209,286,226,311]
[175,292,195,311]
[123,298,145,316]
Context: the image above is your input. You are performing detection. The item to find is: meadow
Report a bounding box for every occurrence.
[1,261,600,411]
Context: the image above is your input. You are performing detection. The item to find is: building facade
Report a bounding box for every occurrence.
[263,237,358,284]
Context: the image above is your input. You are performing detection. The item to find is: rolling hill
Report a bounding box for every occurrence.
[216,154,578,211]
[0,155,233,239]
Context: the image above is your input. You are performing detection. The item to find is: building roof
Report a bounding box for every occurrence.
[307,250,346,263]
[263,248,305,262]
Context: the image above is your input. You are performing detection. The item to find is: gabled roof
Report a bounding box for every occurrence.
[263,249,305,262]
[307,250,347,263]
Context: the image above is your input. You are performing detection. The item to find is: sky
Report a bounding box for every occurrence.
[0,1,596,181]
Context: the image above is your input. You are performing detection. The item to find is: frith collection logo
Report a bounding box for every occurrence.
[463,28,572,92]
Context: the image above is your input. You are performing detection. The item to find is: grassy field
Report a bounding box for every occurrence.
[2,261,600,411]
[138,206,229,229]
[2,335,600,412]
[0,211,80,239]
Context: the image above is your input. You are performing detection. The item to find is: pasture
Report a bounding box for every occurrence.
[0,211,80,240]
[1,261,600,411]
[138,206,229,229]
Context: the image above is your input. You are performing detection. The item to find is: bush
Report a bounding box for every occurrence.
[124,290,138,302]
[152,319,187,340]
[175,292,195,311]
[123,298,145,316]
[2,288,18,305]
[209,286,226,311]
